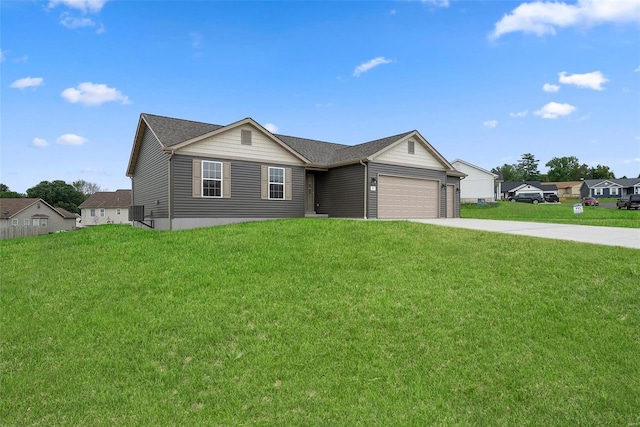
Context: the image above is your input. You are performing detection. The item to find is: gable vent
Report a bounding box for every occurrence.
[408,140,415,155]
[241,130,252,145]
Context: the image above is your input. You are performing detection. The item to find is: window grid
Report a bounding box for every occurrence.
[269,167,285,200]
[203,161,222,198]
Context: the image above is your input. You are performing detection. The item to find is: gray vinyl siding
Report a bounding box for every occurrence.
[315,163,365,218]
[368,162,447,218]
[446,176,462,218]
[171,154,304,218]
[131,129,169,218]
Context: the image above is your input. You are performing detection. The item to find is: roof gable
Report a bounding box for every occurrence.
[369,132,449,170]
[171,118,309,165]
[451,159,498,178]
[0,198,69,219]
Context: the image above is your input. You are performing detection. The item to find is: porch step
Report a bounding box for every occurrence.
[305,213,329,218]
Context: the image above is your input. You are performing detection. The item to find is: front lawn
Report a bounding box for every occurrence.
[1,221,638,425]
[462,201,639,228]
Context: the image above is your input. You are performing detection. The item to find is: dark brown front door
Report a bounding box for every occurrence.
[305,174,315,213]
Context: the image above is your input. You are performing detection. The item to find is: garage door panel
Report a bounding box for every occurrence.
[378,176,438,219]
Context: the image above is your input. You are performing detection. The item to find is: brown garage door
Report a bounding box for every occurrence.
[378,176,439,219]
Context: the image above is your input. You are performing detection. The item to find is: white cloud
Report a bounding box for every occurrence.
[510,110,528,118]
[32,138,48,148]
[61,82,130,106]
[634,65,640,72]
[48,0,108,13]
[558,71,608,90]
[57,134,87,146]
[490,0,640,40]
[61,14,96,29]
[10,77,44,90]
[190,32,203,49]
[543,83,560,92]
[422,0,450,7]
[483,120,498,128]
[623,157,640,164]
[264,123,278,133]
[534,102,576,119]
[315,103,333,108]
[353,57,394,77]
[0,49,5,62]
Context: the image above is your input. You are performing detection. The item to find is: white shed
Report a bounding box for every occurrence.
[451,159,499,203]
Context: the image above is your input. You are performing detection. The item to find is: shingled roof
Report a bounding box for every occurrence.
[131,113,455,172]
[79,189,132,209]
[0,198,76,219]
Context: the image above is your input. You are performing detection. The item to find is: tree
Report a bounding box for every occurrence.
[0,183,25,198]
[26,180,86,213]
[72,179,102,197]
[545,156,583,181]
[516,153,540,181]
[586,165,615,180]
[491,164,522,182]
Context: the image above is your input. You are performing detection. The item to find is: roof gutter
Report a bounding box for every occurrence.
[360,160,368,219]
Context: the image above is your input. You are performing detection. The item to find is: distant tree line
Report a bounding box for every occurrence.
[0,180,102,214]
[491,154,625,182]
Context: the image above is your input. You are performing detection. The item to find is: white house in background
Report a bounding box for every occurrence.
[78,189,132,227]
[451,159,499,203]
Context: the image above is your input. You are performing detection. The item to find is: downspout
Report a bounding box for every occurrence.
[167,149,175,231]
[360,160,368,219]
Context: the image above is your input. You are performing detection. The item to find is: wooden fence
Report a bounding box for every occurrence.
[0,226,51,240]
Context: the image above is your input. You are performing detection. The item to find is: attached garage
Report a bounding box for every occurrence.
[378,175,439,219]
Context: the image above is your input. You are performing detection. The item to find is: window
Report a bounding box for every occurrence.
[408,140,415,154]
[116,209,121,215]
[11,219,18,226]
[610,187,619,196]
[41,219,48,227]
[241,129,252,145]
[32,219,40,227]
[24,219,30,226]
[90,209,96,217]
[269,167,285,199]
[594,188,603,196]
[100,208,105,217]
[203,161,222,197]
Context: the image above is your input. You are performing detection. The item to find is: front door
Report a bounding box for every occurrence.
[305,173,315,213]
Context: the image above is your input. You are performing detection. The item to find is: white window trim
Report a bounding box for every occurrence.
[100,208,105,217]
[90,209,96,217]
[116,208,121,215]
[268,166,285,200]
[610,187,619,195]
[41,219,48,227]
[202,160,223,198]
[24,219,30,226]
[593,188,603,196]
[11,219,18,226]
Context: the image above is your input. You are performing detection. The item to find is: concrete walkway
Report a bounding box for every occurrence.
[411,218,640,249]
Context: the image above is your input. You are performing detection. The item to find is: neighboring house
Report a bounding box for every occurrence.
[126,113,466,230]
[580,178,640,199]
[451,159,499,203]
[500,181,558,200]
[79,189,132,226]
[0,198,77,239]
[543,181,583,198]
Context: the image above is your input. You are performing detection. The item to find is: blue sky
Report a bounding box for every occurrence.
[1,0,639,193]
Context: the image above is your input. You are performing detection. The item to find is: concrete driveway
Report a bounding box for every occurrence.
[412,218,640,249]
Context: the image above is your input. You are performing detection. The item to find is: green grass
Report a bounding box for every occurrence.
[1,221,639,426]
[462,200,640,228]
